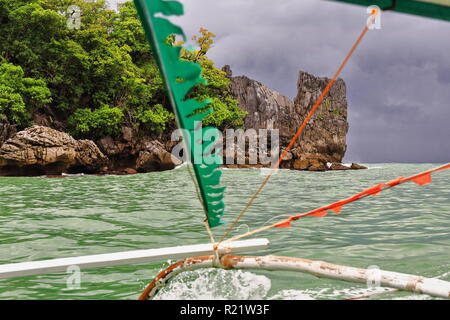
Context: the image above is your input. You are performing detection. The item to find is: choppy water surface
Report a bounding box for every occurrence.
[0,164,449,300]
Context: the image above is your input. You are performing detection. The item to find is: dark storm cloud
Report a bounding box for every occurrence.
[115,0,450,163]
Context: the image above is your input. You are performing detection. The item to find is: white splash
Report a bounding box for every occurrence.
[153,268,271,300]
[153,269,436,300]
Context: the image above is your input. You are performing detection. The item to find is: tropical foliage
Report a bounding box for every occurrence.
[0,62,51,127]
[0,0,245,138]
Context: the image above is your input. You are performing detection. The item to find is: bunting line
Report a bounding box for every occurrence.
[224,163,450,242]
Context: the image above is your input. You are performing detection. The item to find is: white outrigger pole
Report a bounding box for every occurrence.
[0,239,270,280]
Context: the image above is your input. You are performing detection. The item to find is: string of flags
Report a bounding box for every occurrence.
[274,163,450,228]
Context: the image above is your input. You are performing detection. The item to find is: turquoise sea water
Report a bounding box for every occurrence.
[0,164,449,300]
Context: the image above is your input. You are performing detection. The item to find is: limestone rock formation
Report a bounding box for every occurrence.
[74,139,108,173]
[329,162,351,170]
[225,65,358,171]
[229,74,299,137]
[293,71,348,164]
[95,126,181,174]
[350,163,368,170]
[0,125,181,176]
[0,126,107,176]
[136,140,181,172]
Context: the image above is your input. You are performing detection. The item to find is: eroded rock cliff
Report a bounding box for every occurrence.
[226,66,357,171]
[290,71,349,169]
[0,126,181,176]
[0,126,107,176]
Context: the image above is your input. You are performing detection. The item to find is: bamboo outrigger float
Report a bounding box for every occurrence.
[139,255,450,300]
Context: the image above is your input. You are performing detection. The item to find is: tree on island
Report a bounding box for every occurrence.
[0,0,246,139]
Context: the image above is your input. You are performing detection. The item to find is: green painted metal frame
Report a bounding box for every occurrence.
[133,0,225,228]
[328,0,450,22]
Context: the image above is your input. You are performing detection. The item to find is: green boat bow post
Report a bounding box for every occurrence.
[133,0,226,228]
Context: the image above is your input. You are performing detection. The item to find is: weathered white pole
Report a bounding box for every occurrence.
[230,255,450,299]
[140,255,450,300]
[0,239,270,280]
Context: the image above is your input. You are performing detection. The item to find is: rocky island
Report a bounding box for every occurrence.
[0,1,365,177]
[0,68,366,176]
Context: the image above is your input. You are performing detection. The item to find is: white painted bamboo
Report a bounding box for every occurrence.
[0,239,270,280]
[140,255,450,300]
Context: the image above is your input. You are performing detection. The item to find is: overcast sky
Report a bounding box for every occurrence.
[113,0,450,163]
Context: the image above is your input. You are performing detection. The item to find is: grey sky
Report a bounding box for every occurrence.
[114,0,450,163]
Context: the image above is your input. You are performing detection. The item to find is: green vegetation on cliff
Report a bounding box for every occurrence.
[0,62,52,127]
[0,0,245,139]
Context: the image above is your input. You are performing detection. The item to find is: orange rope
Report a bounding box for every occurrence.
[224,163,450,243]
[218,18,373,244]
